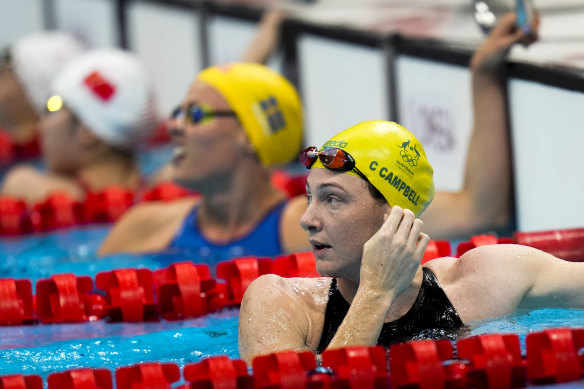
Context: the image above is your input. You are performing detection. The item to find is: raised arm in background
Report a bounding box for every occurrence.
[421,12,539,239]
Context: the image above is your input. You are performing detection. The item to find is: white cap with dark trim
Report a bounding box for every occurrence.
[51,48,158,148]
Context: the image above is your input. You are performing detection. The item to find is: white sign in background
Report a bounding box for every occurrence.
[207,16,283,75]
[509,79,584,232]
[298,35,390,148]
[53,0,118,49]
[395,55,472,192]
[0,0,45,50]
[127,1,203,117]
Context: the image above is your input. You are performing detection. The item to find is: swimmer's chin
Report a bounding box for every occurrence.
[173,174,232,193]
[171,177,201,192]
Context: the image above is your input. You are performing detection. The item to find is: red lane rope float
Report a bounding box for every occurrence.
[421,240,451,265]
[455,230,584,262]
[208,253,322,312]
[321,346,390,388]
[0,130,42,166]
[457,334,526,388]
[252,350,317,388]
[181,355,251,389]
[211,257,274,310]
[270,170,308,199]
[95,268,158,322]
[138,182,196,203]
[456,234,515,257]
[0,279,34,325]
[0,374,43,389]
[271,252,320,278]
[29,192,84,231]
[389,339,461,388]
[115,363,180,389]
[36,274,101,323]
[47,368,113,389]
[83,187,134,223]
[526,328,584,384]
[0,197,29,235]
[515,228,584,262]
[153,262,216,320]
[0,130,13,165]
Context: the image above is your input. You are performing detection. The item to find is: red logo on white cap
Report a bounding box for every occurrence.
[84,71,116,101]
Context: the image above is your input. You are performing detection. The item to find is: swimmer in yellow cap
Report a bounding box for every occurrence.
[239,13,584,364]
[99,62,310,261]
[239,121,584,364]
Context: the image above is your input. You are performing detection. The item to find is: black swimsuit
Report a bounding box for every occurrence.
[316,268,465,353]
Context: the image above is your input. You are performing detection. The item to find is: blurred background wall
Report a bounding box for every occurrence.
[1,0,583,233]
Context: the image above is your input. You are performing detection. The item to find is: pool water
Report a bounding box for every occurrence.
[0,310,240,377]
[0,225,212,285]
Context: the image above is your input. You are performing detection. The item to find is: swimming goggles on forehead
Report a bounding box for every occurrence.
[299,146,369,182]
[170,103,238,125]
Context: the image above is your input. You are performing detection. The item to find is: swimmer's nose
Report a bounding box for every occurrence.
[300,202,322,232]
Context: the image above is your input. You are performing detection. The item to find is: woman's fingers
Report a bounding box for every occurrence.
[395,208,415,243]
[381,205,405,237]
[414,232,431,259]
[407,218,424,248]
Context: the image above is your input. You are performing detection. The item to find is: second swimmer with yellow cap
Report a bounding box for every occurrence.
[239,119,584,363]
[99,62,311,262]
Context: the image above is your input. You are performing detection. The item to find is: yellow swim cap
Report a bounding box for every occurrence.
[312,121,435,216]
[197,63,303,167]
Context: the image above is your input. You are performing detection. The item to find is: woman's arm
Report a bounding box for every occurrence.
[422,12,539,239]
[238,274,318,364]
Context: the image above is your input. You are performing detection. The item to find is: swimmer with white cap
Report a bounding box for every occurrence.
[1,48,158,203]
[0,31,84,145]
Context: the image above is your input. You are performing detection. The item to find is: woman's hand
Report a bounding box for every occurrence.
[471,11,540,74]
[359,206,429,298]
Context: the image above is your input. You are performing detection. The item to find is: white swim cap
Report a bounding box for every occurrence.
[11,31,85,114]
[50,48,158,148]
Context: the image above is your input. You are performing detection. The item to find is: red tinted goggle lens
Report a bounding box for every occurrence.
[299,146,355,172]
[299,146,318,168]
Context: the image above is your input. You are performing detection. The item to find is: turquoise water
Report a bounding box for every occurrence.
[0,225,211,285]
[0,310,240,377]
